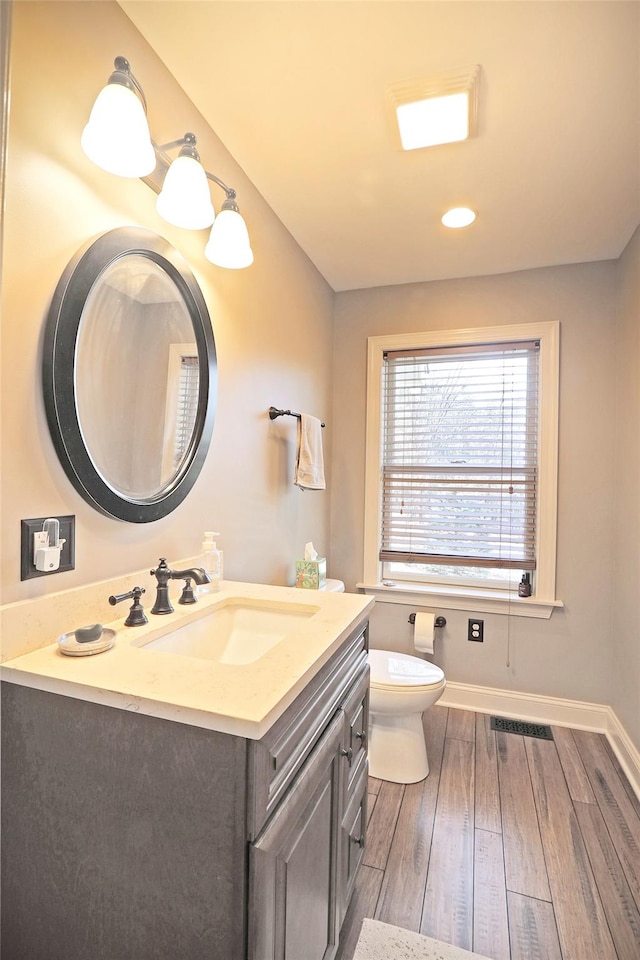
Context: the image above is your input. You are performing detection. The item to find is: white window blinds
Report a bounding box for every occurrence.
[380,339,539,570]
[172,355,200,471]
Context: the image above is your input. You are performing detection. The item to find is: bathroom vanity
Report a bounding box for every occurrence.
[1,583,373,960]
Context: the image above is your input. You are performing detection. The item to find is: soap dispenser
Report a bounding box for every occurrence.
[518,572,532,597]
[200,532,222,593]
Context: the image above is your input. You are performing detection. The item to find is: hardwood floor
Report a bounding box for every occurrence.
[335,705,640,960]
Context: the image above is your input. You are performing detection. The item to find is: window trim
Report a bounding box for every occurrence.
[361,322,561,618]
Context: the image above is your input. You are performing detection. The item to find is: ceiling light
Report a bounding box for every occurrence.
[441,207,477,228]
[82,57,253,269]
[389,65,480,151]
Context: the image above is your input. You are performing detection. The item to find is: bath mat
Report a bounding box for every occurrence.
[353,919,493,960]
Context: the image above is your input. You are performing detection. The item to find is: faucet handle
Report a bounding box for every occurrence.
[179,577,198,605]
[150,558,170,578]
[108,586,148,627]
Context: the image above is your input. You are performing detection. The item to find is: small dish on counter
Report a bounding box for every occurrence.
[57,628,116,657]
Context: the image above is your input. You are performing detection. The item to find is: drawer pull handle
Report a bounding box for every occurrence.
[354,730,366,748]
[352,834,365,847]
[341,748,353,763]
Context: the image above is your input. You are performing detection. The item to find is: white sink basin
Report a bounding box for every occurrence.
[133,598,320,665]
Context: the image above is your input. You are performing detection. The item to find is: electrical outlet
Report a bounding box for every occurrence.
[20,516,75,581]
[468,618,484,642]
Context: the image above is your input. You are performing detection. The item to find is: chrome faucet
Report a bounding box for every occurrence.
[150,558,211,615]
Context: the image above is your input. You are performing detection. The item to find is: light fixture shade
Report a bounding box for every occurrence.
[156,155,215,230]
[81,82,156,178]
[204,208,254,269]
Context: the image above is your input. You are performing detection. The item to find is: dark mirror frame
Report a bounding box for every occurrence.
[42,226,217,523]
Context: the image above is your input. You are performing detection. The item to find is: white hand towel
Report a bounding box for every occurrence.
[294,414,325,490]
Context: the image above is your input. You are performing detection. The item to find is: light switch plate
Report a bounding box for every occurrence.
[20,516,75,580]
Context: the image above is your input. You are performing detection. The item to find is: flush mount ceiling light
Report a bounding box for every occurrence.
[82,57,253,269]
[388,65,480,151]
[441,207,477,228]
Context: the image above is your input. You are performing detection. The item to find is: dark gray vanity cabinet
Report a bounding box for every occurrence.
[1,623,369,960]
[249,710,344,960]
[247,626,369,960]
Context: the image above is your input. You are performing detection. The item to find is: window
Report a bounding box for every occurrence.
[362,323,560,617]
[161,343,199,484]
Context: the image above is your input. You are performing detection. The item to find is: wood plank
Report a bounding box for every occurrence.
[420,738,475,950]
[475,712,502,834]
[366,792,378,823]
[446,706,476,743]
[552,726,596,804]
[473,829,510,960]
[507,891,562,960]
[334,865,383,960]
[375,702,448,931]
[362,779,404,870]
[496,731,551,901]
[575,799,640,960]
[368,777,382,797]
[525,737,617,960]
[573,729,640,911]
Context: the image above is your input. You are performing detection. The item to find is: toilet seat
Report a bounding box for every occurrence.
[369,649,445,690]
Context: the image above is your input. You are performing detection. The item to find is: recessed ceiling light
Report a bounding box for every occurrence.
[388,65,480,151]
[441,207,477,228]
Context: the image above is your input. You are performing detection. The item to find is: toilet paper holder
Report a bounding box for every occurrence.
[408,612,446,628]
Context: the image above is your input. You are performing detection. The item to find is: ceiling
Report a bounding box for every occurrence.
[119,1,640,292]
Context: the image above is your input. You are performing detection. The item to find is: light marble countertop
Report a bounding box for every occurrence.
[0,581,373,740]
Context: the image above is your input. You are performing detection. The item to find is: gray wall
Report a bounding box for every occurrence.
[1,1,334,606]
[331,260,621,714]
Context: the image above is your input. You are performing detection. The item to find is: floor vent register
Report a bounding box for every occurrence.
[490,716,554,740]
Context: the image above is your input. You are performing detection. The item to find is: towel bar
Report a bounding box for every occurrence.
[269,406,325,427]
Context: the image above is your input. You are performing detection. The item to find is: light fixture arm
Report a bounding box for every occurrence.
[156,132,199,157]
[206,171,236,202]
[109,56,148,114]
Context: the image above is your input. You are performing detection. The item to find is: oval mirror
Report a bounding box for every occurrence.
[43,227,216,522]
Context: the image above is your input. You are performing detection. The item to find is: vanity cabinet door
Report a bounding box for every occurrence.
[338,761,368,924]
[341,666,369,794]
[248,711,344,960]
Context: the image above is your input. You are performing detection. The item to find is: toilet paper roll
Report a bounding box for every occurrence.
[413,612,436,654]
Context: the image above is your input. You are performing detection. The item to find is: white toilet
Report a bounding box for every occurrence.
[368,649,446,784]
[316,580,446,783]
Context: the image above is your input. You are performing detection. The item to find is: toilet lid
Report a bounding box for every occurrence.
[368,649,445,688]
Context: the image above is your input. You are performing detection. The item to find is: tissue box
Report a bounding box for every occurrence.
[295,558,327,589]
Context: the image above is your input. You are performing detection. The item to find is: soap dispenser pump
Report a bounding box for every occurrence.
[200,532,221,593]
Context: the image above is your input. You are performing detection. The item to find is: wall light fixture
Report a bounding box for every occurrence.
[82,57,253,269]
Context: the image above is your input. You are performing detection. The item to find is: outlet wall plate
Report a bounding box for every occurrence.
[20,516,75,580]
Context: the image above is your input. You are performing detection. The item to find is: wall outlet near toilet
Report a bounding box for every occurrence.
[20,516,75,580]
[468,618,484,642]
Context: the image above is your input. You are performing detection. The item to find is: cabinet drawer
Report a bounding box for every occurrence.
[248,625,368,838]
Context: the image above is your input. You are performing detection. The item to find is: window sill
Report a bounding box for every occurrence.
[356,582,563,619]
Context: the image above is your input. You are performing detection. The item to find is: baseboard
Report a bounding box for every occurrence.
[440,681,640,800]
